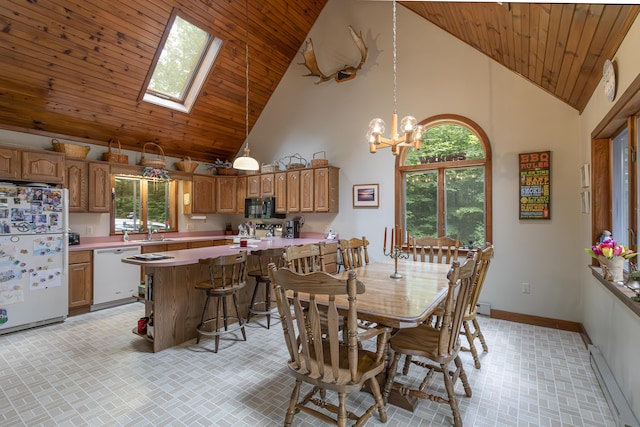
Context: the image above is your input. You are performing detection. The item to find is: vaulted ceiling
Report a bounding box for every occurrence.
[0,1,637,163]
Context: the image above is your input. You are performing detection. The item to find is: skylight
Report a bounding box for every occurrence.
[142,12,222,113]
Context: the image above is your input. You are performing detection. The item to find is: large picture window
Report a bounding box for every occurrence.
[397,114,492,247]
[112,176,177,235]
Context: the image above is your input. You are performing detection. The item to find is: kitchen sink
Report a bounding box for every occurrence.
[139,238,176,242]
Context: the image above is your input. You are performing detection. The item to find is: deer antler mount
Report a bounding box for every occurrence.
[300,26,368,84]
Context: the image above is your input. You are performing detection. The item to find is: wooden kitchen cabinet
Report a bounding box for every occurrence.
[300,169,314,212]
[88,162,111,212]
[192,174,216,213]
[286,170,300,212]
[260,173,275,196]
[68,250,93,316]
[236,176,247,214]
[66,159,87,212]
[275,172,287,213]
[314,167,339,212]
[0,147,20,180]
[216,176,237,213]
[21,150,65,184]
[247,175,260,198]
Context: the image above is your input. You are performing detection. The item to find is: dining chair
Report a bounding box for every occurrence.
[411,236,460,264]
[268,264,391,427]
[403,235,460,372]
[283,242,326,273]
[338,236,370,270]
[247,247,286,329]
[461,244,494,368]
[383,255,477,427]
[195,251,248,353]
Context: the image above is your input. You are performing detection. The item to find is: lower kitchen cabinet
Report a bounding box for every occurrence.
[68,250,92,316]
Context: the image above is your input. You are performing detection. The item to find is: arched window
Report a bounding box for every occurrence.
[396,114,492,247]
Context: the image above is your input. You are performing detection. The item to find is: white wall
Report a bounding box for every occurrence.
[251,0,582,321]
[578,12,640,419]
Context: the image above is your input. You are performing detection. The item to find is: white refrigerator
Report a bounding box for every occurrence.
[0,184,68,335]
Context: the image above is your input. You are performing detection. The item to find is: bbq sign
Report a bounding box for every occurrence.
[519,151,550,220]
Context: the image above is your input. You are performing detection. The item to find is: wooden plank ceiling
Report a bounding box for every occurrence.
[0,1,637,163]
[401,2,639,114]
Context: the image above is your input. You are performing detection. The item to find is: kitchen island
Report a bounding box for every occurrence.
[122,237,338,352]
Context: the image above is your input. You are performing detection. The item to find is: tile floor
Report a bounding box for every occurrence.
[0,303,615,427]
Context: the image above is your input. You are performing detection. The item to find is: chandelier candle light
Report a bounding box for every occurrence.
[367,0,424,155]
[232,0,259,171]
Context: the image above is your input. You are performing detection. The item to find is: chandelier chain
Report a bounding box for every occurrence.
[245,0,249,143]
[392,0,397,115]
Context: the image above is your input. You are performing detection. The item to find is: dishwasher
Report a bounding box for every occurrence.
[92,246,142,310]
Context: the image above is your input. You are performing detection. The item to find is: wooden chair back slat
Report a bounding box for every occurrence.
[339,236,370,270]
[411,236,460,264]
[283,243,326,273]
[198,251,247,288]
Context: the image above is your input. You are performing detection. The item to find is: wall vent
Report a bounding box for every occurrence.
[589,345,639,427]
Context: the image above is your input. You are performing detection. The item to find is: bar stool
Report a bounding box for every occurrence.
[247,247,285,329]
[196,252,247,352]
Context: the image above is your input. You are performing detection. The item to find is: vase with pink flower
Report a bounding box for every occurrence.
[585,236,637,282]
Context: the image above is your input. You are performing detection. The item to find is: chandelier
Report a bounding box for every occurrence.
[233,0,259,171]
[366,0,423,155]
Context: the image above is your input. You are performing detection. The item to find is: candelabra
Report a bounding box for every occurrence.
[384,244,409,279]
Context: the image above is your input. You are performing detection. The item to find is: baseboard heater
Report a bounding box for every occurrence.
[589,345,639,427]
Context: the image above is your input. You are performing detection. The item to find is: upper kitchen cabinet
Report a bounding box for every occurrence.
[88,162,111,212]
[192,174,216,214]
[260,173,275,197]
[314,167,339,213]
[0,146,65,184]
[66,159,88,212]
[0,147,20,179]
[275,172,287,214]
[236,176,247,215]
[216,176,236,213]
[300,169,314,213]
[286,170,300,213]
[21,150,65,184]
[247,174,260,198]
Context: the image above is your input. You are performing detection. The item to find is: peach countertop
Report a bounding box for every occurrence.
[68,234,229,252]
[119,237,337,267]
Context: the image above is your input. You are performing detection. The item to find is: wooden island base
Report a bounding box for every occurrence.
[122,238,339,353]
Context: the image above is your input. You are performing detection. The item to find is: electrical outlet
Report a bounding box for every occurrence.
[86,226,93,235]
[522,282,531,294]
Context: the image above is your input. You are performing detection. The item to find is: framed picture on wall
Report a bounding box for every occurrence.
[353,184,379,207]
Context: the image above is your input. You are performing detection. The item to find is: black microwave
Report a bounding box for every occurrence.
[244,197,285,219]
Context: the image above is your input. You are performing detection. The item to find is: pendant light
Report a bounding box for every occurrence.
[233,0,259,171]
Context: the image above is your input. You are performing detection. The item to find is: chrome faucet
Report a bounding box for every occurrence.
[148,229,157,241]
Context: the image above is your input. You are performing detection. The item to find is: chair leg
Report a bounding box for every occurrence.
[214,295,222,353]
[284,380,302,427]
[441,361,463,427]
[196,291,211,344]
[232,290,247,341]
[337,392,348,427]
[455,355,472,398]
[265,281,271,329]
[463,320,481,369]
[402,354,412,375]
[368,375,388,423]
[473,317,488,352]
[383,351,402,402]
[247,280,260,323]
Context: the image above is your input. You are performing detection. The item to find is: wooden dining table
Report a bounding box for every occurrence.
[332,258,453,411]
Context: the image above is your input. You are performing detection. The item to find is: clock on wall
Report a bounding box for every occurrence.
[603,59,616,102]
